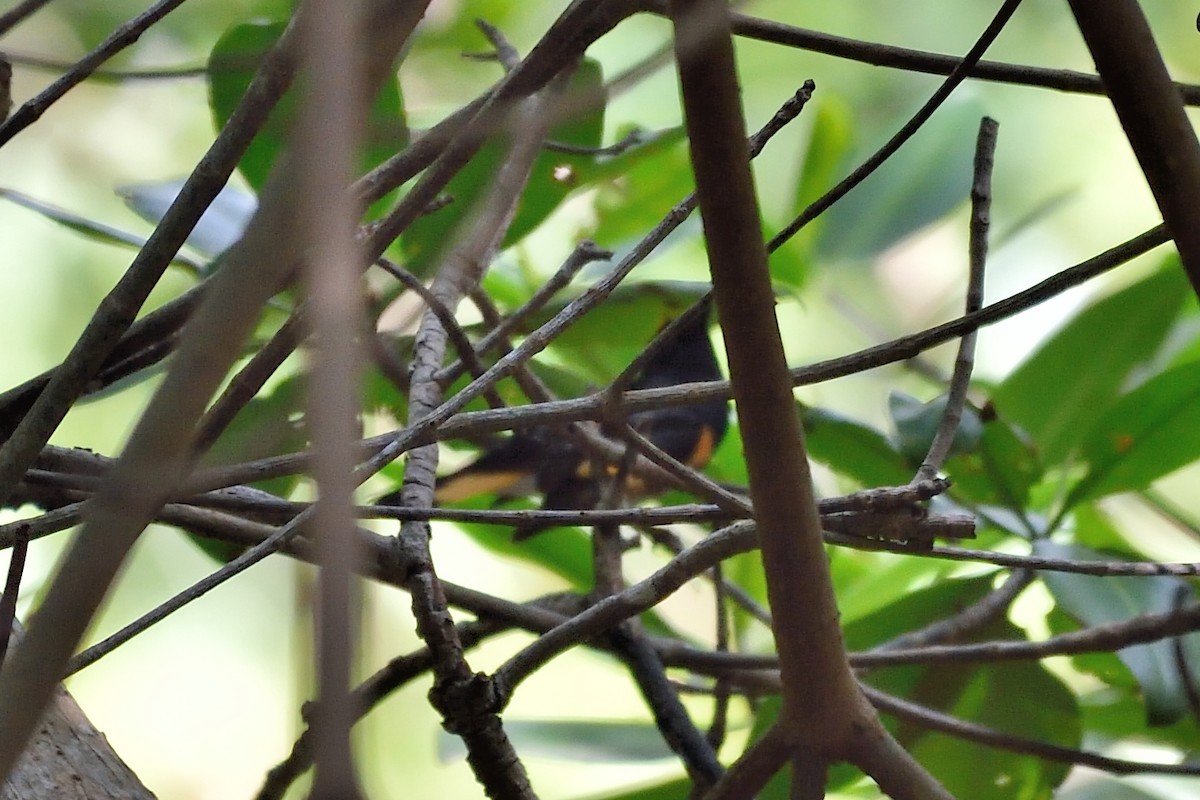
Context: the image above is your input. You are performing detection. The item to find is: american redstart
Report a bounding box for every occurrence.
[383,300,728,537]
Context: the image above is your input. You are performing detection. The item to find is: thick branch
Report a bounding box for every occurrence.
[1067,0,1200,297]
[667,0,889,793]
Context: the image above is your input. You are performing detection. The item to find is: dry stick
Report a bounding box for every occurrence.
[0,0,190,145]
[193,310,306,453]
[767,0,1024,253]
[706,560,732,752]
[646,528,773,626]
[295,1,369,795]
[1170,586,1200,721]
[0,0,54,37]
[433,240,609,386]
[914,116,996,482]
[667,1,891,798]
[375,259,507,409]
[825,532,1200,576]
[854,601,1200,669]
[863,685,1200,777]
[257,617,513,800]
[701,721,790,800]
[659,600,1200,674]
[676,3,1027,793]
[178,220,1168,496]
[630,424,748,513]
[870,569,1034,653]
[0,1,427,781]
[494,521,757,696]
[390,65,564,800]
[0,51,214,81]
[710,7,1200,104]
[1067,0,1200,296]
[0,13,300,510]
[0,528,27,668]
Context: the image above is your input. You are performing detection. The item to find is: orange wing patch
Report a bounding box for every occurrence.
[434,471,536,503]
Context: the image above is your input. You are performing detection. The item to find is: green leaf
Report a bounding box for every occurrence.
[207,20,293,192]
[778,94,855,286]
[842,574,997,651]
[910,661,1078,799]
[535,281,713,386]
[1064,360,1200,507]
[583,776,690,800]
[118,179,256,258]
[1038,540,1200,725]
[888,390,983,464]
[801,405,910,488]
[0,187,207,272]
[993,261,1189,465]
[943,411,1042,510]
[441,510,594,590]
[208,19,407,196]
[402,59,605,275]
[832,545,975,626]
[815,94,983,261]
[450,719,678,764]
[590,138,694,254]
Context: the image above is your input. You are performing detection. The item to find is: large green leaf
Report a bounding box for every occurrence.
[774,94,856,288]
[801,405,910,488]
[814,94,983,262]
[401,59,605,275]
[888,390,983,464]
[1063,360,1200,508]
[584,776,690,800]
[451,512,594,590]
[842,574,997,651]
[904,635,1079,799]
[1038,541,1200,726]
[0,187,208,272]
[207,19,407,195]
[993,261,1189,465]
[943,410,1043,510]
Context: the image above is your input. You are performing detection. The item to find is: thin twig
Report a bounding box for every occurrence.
[0,0,192,145]
[914,116,996,482]
[193,310,307,454]
[0,0,54,37]
[767,0,1023,252]
[433,240,610,386]
[0,527,28,668]
[864,684,1200,776]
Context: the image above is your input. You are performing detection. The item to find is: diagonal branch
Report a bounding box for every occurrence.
[1066,0,1200,298]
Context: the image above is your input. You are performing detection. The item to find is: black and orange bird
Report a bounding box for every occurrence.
[396,299,728,537]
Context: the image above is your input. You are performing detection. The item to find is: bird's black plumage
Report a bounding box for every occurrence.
[382,301,728,537]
